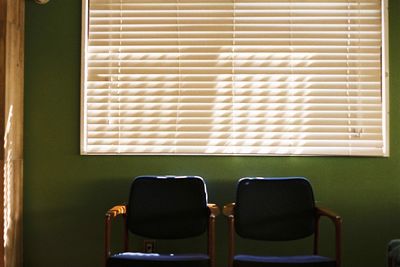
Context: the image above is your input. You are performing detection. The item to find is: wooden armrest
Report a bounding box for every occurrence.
[223,202,235,217]
[316,206,341,223]
[106,205,127,219]
[105,204,128,265]
[207,203,219,267]
[224,203,236,267]
[208,203,220,217]
[315,206,342,267]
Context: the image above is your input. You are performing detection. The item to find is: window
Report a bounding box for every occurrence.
[81,0,388,156]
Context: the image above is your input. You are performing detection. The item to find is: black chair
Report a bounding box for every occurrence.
[223,177,342,267]
[388,240,400,267]
[105,175,219,267]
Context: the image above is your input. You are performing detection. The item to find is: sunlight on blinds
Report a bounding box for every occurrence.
[82,0,387,155]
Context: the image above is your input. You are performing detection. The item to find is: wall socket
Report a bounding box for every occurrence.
[144,240,156,253]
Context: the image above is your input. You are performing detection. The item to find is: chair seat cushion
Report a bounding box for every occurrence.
[107,252,210,267]
[234,254,336,267]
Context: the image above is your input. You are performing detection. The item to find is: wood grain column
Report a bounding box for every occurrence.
[0,0,6,263]
[0,0,24,267]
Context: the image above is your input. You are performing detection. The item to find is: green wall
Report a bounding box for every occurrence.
[24,1,400,266]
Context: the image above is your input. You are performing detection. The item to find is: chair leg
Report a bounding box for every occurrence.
[105,215,111,267]
[335,219,342,267]
[208,215,216,267]
[228,216,235,267]
[313,215,321,255]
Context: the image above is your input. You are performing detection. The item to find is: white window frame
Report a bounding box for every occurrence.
[81,0,389,156]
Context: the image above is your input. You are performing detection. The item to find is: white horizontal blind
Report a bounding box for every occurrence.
[82,0,386,155]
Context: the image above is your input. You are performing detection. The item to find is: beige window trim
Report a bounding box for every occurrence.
[81,0,388,156]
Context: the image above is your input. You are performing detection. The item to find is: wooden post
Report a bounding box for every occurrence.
[0,0,8,266]
[0,0,24,267]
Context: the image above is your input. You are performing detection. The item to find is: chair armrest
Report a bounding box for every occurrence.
[105,205,128,266]
[106,205,127,219]
[315,206,342,267]
[316,206,341,222]
[223,202,235,217]
[223,203,236,267]
[208,203,220,217]
[206,204,219,267]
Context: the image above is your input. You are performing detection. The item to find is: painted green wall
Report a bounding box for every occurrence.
[24,1,400,266]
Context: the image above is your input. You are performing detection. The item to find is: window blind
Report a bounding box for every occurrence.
[81,0,387,155]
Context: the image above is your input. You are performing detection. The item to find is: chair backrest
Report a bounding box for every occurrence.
[235,177,316,241]
[127,175,209,239]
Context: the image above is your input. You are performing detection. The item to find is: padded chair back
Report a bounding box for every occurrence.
[235,177,316,241]
[127,176,209,239]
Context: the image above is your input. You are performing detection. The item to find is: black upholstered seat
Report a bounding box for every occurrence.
[107,253,210,267]
[105,176,219,267]
[224,177,342,267]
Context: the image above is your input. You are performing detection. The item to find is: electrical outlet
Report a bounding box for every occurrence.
[144,240,156,253]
